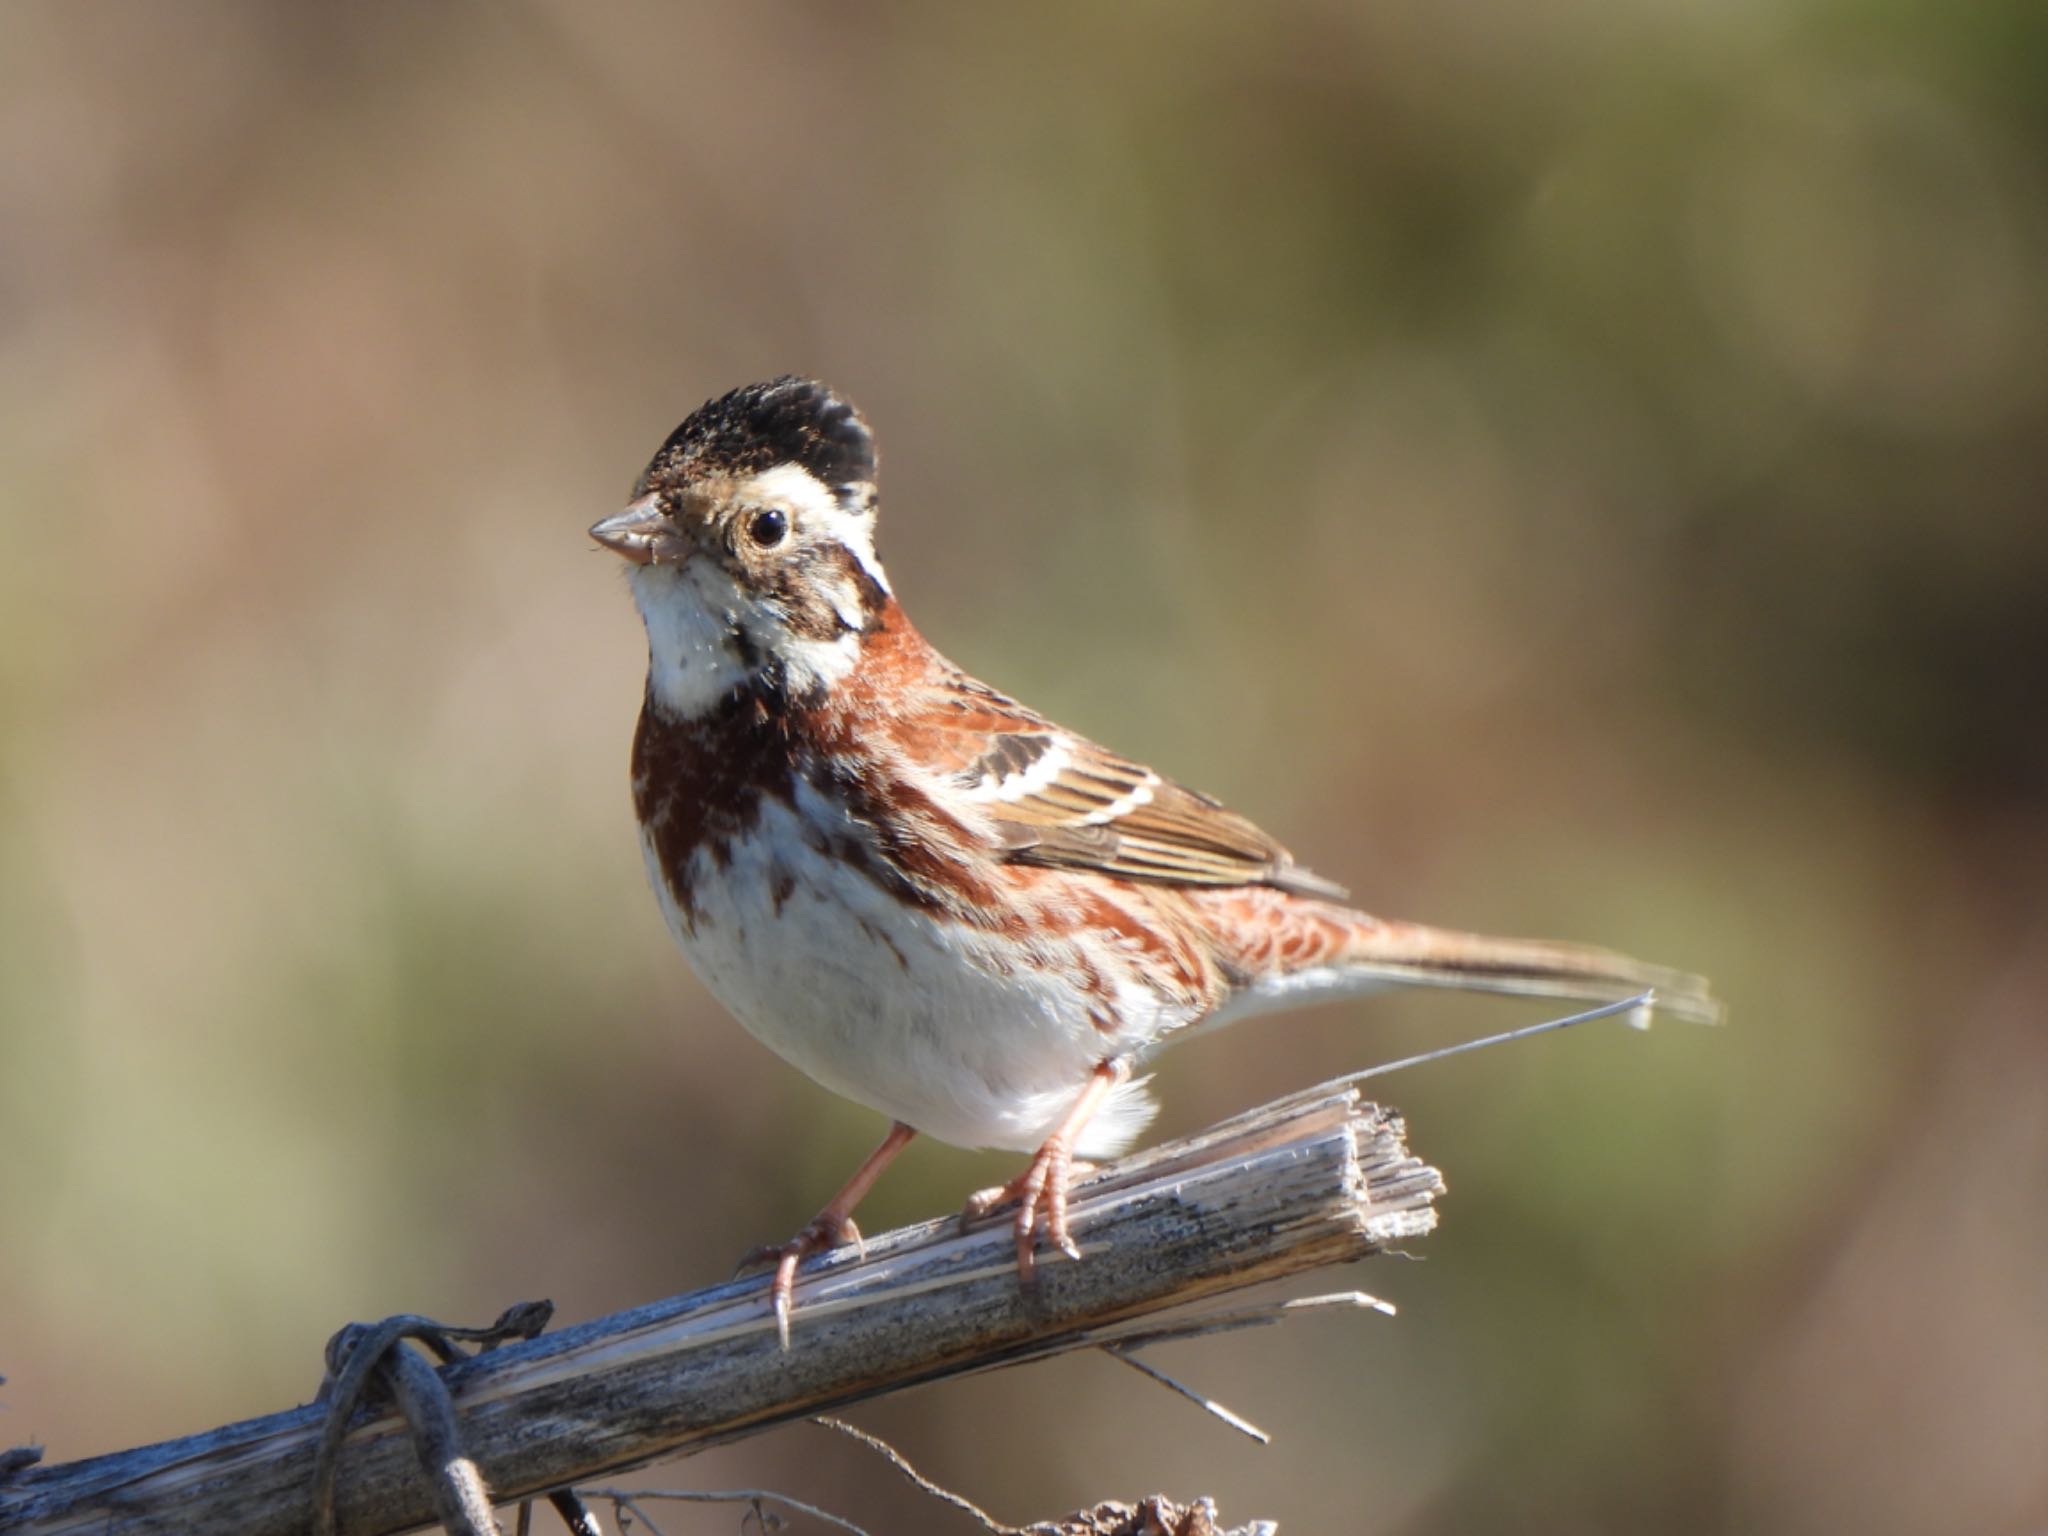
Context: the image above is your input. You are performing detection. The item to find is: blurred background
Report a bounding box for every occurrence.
[3,2,2045,1531]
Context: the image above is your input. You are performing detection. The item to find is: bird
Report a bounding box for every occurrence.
[590,376,1719,1345]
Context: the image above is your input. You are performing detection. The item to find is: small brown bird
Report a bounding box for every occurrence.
[592,377,1718,1343]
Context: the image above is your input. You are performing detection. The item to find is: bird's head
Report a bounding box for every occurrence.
[592,377,894,717]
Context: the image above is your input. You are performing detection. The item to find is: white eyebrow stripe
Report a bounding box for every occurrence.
[1077,771,1159,825]
[744,461,892,595]
[960,736,1072,802]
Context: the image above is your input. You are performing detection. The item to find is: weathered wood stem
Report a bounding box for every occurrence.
[2,1081,1442,1536]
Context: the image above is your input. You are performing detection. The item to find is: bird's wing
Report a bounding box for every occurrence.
[897,672,1347,899]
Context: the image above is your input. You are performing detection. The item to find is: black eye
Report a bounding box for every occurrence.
[746,508,788,548]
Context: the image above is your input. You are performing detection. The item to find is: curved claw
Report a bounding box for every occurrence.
[735,1122,916,1351]
[962,1147,1095,1284]
[744,1213,864,1350]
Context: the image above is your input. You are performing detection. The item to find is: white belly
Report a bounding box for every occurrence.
[640,790,1172,1155]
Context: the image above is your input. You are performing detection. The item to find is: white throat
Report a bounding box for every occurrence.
[628,558,863,720]
[630,561,752,718]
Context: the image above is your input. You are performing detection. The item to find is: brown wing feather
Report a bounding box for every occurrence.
[902,672,1346,899]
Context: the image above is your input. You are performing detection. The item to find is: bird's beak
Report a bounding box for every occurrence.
[589,494,689,566]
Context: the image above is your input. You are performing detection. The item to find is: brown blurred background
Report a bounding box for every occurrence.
[4,2,2045,1531]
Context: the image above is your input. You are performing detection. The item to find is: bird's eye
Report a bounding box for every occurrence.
[746,508,788,548]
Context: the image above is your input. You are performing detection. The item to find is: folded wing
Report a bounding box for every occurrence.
[909,672,1347,899]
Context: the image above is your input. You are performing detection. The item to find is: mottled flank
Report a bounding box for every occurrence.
[1191,887,1385,981]
[635,377,876,498]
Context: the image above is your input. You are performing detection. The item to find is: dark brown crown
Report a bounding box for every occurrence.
[635,377,876,498]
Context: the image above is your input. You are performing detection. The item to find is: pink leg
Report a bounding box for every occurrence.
[742,1121,916,1349]
[961,1061,1126,1284]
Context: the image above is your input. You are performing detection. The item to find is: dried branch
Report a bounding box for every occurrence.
[810,1416,1019,1533]
[2,1080,1441,1536]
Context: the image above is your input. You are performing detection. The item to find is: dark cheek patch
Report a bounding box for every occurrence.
[768,552,848,641]
[755,542,889,641]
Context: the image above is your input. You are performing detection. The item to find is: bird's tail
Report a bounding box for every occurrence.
[1191,889,1723,1031]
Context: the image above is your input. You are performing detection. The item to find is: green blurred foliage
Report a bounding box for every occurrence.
[2,1,2044,1531]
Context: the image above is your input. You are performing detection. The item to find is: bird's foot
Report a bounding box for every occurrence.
[735,1212,864,1351]
[732,1121,917,1350]
[961,1146,1099,1284]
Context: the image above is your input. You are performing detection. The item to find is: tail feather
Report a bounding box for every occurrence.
[1326,918,1724,1026]
[1190,889,1723,1030]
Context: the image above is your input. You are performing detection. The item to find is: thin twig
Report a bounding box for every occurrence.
[1095,1289,1397,1353]
[1342,992,1656,1085]
[1084,1289,1397,1447]
[810,1417,1019,1535]
[1101,1352,1271,1446]
[615,1492,670,1535]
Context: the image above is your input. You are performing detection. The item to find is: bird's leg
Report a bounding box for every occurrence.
[961,1060,1127,1284]
[737,1120,917,1349]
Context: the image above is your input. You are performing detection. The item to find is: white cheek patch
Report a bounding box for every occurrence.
[744,461,892,596]
[777,628,863,694]
[820,574,867,633]
[960,736,1073,802]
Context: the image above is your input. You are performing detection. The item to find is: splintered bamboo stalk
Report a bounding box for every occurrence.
[3,1081,1442,1536]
